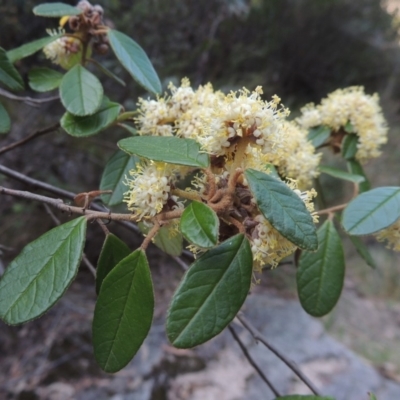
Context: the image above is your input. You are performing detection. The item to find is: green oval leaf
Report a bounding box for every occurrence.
[274,396,335,400]
[100,150,139,206]
[7,35,62,63]
[244,169,318,251]
[342,187,400,235]
[118,136,210,168]
[0,102,11,134]
[61,98,121,137]
[167,234,253,348]
[33,3,82,17]
[92,250,154,373]
[348,235,377,269]
[139,222,183,257]
[319,165,365,184]
[341,134,358,160]
[180,201,219,248]
[297,220,345,317]
[347,160,370,193]
[0,217,87,325]
[108,29,161,94]
[0,47,24,91]
[307,125,331,147]
[28,67,63,92]
[96,233,131,294]
[59,64,103,116]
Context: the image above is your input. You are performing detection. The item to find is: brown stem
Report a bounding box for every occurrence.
[0,88,59,106]
[0,186,137,222]
[225,215,246,234]
[140,220,161,250]
[0,123,60,156]
[171,188,202,202]
[157,208,184,223]
[204,168,217,201]
[237,314,321,396]
[316,203,347,216]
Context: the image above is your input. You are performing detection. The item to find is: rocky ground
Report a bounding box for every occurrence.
[1,250,400,400]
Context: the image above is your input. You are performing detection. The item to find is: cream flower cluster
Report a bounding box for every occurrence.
[297,86,388,163]
[127,79,320,268]
[123,161,183,220]
[43,30,82,70]
[375,220,400,252]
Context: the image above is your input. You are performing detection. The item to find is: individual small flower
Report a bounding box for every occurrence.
[124,161,175,220]
[43,29,82,70]
[374,219,400,251]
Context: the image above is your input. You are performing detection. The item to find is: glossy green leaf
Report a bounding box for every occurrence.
[297,220,345,317]
[319,165,365,184]
[0,217,87,325]
[307,125,331,147]
[0,47,24,91]
[348,235,377,269]
[274,396,335,400]
[96,233,131,294]
[244,169,318,251]
[92,250,154,373]
[33,3,82,17]
[139,222,183,257]
[180,201,219,248]
[28,67,63,92]
[342,187,400,235]
[7,35,62,63]
[347,160,370,193]
[167,234,253,348]
[59,64,103,116]
[100,150,139,206]
[0,102,11,134]
[341,134,358,160]
[118,136,209,168]
[61,98,121,136]
[108,29,161,94]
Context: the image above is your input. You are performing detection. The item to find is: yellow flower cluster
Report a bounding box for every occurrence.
[126,79,320,268]
[375,220,400,252]
[297,86,388,163]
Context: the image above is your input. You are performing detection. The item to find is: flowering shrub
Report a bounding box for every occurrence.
[0,2,397,399]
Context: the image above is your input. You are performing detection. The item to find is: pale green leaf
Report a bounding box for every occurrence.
[29,67,63,92]
[0,102,11,134]
[33,3,82,17]
[118,136,209,168]
[59,64,103,116]
[108,29,161,94]
[0,217,87,325]
[0,47,24,91]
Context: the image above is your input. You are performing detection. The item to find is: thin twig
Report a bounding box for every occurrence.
[0,123,60,155]
[0,88,59,105]
[0,186,136,222]
[316,203,347,216]
[0,164,194,259]
[237,314,321,396]
[228,324,281,397]
[82,254,96,277]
